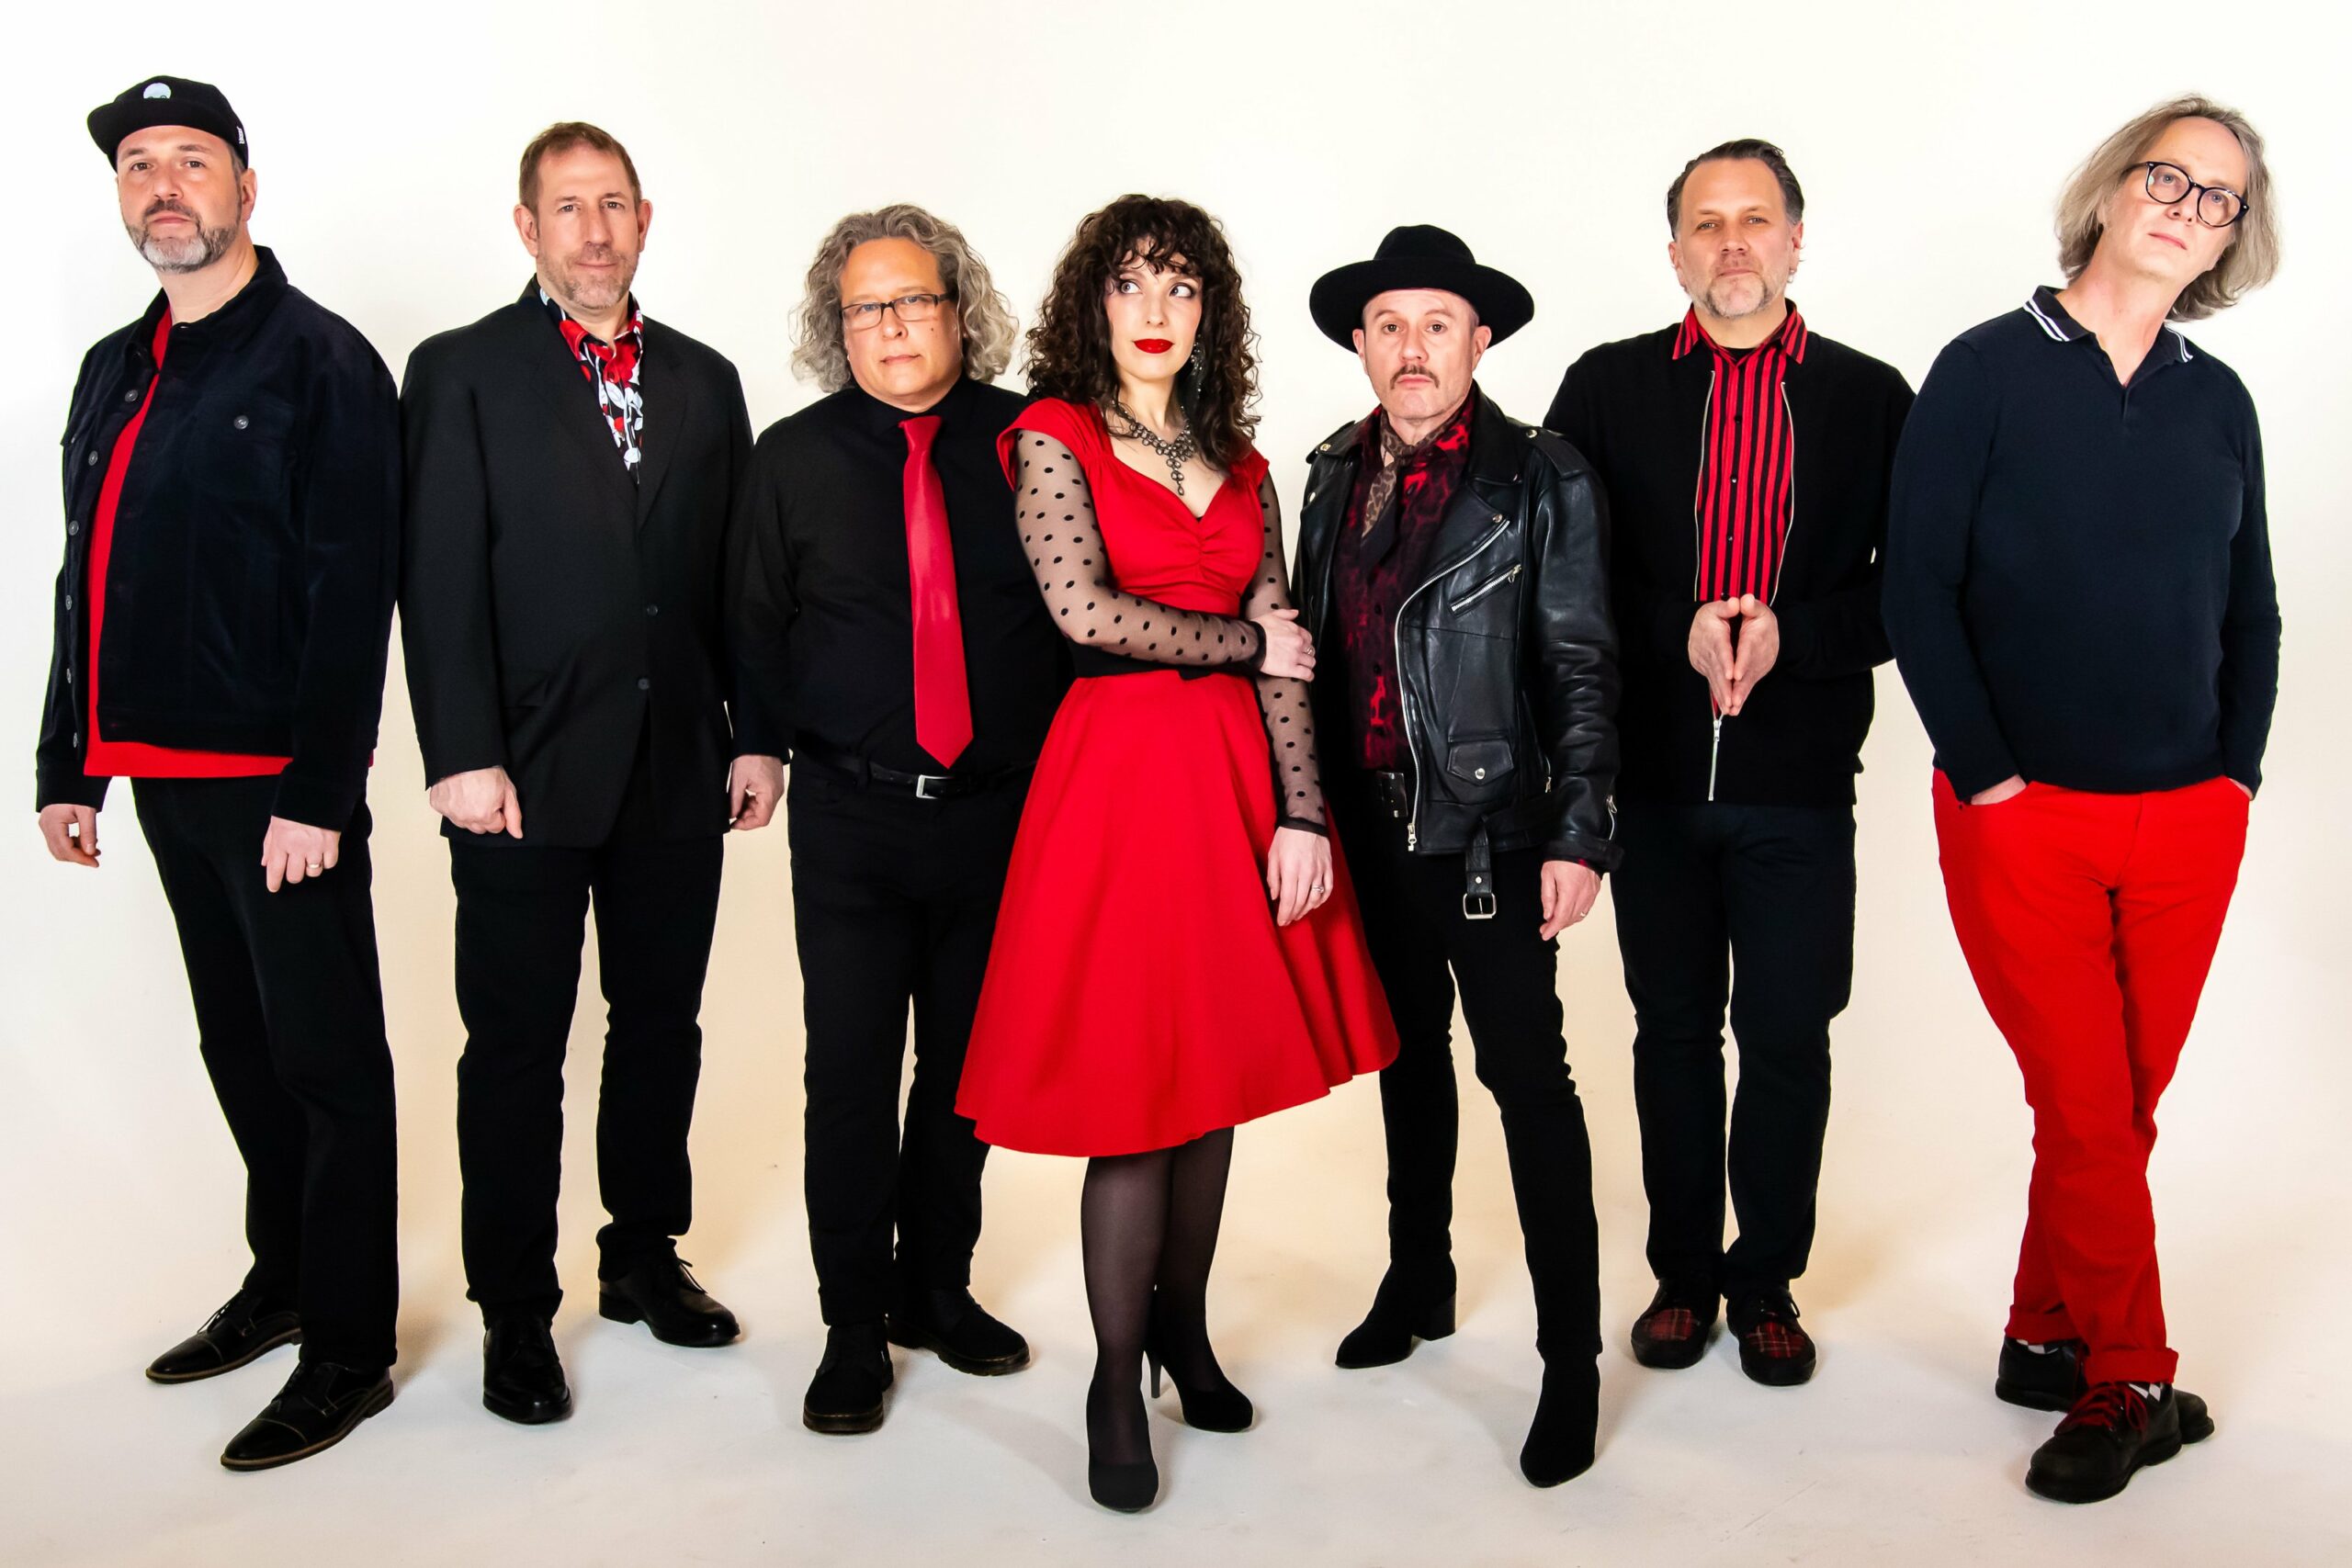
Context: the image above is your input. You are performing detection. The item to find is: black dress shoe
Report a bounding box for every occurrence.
[598,1258,741,1348]
[886,1288,1031,1375]
[1996,1336,2088,1411]
[803,1321,894,1435]
[1726,1289,1816,1387]
[1629,1280,1718,1371]
[1334,1267,1457,1370]
[2026,1382,2213,1504]
[482,1314,571,1425]
[220,1360,393,1472]
[146,1289,301,1383]
[1520,1359,1600,1487]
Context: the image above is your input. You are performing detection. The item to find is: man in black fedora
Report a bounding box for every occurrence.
[1295,225,1620,1486]
[36,75,401,1470]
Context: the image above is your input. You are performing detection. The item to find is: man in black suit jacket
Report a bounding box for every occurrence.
[400,121,757,1427]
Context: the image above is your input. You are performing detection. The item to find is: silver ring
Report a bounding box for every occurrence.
[305,863,323,874]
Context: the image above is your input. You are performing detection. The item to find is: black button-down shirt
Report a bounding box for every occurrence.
[1886,285,2280,797]
[730,375,1069,774]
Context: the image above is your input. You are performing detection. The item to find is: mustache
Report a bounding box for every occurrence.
[1389,366,1437,386]
[142,197,198,223]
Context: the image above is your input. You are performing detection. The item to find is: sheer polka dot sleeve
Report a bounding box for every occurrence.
[1010,431,1265,667]
[1242,473,1326,835]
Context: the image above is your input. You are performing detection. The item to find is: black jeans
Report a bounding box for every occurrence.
[1611,800,1855,1296]
[447,750,724,1319]
[132,776,399,1369]
[786,764,1025,1326]
[1332,780,1601,1362]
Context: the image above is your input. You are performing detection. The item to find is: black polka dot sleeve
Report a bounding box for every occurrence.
[1011,432,1266,668]
[1243,474,1327,836]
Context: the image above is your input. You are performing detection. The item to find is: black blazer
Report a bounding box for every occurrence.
[399,283,754,847]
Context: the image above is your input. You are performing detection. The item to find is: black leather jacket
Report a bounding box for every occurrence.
[1296,390,1621,899]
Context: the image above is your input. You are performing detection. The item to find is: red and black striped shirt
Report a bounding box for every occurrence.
[1675,304,1808,604]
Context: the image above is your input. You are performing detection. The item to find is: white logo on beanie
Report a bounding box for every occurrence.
[142,82,171,99]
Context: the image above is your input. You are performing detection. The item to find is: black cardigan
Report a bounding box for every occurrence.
[1546,321,1913,807]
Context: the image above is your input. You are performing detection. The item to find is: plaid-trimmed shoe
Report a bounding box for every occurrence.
[1726,1289,1816,1386]
[1629,1280,1718,1371]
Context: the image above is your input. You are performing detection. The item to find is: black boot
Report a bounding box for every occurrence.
[1996,1336,2088,1411]
[599,1258,741,1348]
[482,1312,571,1425]
[146,1289,301,1383]
[886,1288,1031,1376]
[803,1321,894,1435]
[2026,1382,2214,1504]
[1520,1358,1600,1487]
[1334,1265,1457,1370]
[220,1360,393,1471]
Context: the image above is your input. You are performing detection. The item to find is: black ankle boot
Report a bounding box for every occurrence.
[1520,1359,1600,1487]
[1085,1372,1159,1513]
[1335,1267,1457,1370]
[1144,1298,1251,1432]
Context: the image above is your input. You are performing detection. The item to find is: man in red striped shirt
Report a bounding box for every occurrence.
[1547,141,1914,1390]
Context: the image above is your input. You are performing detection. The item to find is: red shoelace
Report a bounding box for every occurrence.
[2058,1382,2151,1435]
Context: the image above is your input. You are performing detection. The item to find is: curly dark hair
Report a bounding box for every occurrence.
[1023,195,1260,471]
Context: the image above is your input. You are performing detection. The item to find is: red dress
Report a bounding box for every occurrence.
[956,400,1397,1156]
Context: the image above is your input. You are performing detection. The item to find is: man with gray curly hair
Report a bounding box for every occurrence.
[731,206,1066,1436]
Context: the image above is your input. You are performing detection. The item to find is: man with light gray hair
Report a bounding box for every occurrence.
[731,206,1065,1435]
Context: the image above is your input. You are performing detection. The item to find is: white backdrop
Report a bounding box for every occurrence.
[4,3,2347,1564]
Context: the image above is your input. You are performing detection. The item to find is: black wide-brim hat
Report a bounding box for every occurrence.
[1308,224,1534,348]
[88,75,248,165]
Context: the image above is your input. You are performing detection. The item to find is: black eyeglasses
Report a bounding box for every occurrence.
[841,291,956,329]
[2136,162,2248,229]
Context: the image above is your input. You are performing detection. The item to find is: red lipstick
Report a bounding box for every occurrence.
[1134,338,1174,355]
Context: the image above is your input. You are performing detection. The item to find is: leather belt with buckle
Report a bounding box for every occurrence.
[796,738,1025,801]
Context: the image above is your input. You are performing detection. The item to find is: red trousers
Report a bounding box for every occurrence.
[1932,771,2247,1385]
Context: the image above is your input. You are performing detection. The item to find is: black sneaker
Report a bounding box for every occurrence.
[1629,1280,1718,1371]
[220,1360,393,1472]
[2026,1382,2214,1504]
[1996,1336,2088,1412]
[1725,1289,1816,1387]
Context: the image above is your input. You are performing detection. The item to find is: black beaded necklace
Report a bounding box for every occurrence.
[1106,400,1199,498]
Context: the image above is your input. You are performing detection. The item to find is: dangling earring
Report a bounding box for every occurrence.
[1188,341,1205,382]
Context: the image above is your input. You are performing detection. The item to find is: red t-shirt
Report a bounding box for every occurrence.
[85,312,291,780]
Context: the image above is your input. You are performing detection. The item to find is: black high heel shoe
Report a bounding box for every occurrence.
[1335,1269,1458,1370]
[1145,1303,1253,1433]
[1085,1375,1159,1513]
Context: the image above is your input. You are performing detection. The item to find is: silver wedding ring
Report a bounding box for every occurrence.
[305,862,323,874]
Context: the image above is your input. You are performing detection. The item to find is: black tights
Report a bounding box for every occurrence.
[1080,1128,1235,1466]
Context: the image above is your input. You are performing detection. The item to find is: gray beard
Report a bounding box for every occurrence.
[132,218,236,274]
[1705,276,1786,321]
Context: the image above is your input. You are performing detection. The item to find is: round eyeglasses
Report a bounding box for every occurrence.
[2137,162,2248,229]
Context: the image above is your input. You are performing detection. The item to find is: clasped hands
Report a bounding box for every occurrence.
[1689,595,1780,716]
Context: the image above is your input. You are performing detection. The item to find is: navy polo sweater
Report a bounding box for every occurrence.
[1884,287,2279,799]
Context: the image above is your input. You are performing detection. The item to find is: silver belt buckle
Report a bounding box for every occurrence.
[913,773,949,800]
[1463,892,1498,920]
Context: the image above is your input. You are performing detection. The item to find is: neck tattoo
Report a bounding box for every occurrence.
[1107,399,1199,497]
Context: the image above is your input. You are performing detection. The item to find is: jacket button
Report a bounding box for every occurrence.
[65,668,74,684]
[233,414,250,431]
[122,389,140,403]
[644,604,660,617]
[637,677,650,691]
[85,451,99,467]
[67,521,79,536]
[1475,767,1487,780]
[62,593,73,610]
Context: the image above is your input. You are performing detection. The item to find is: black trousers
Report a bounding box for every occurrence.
[1611,800,1855,1296]
[786,763,1025,1326]
[132,776,399,1369]
[448,750,724,1319]
[1332,781,1601,1362]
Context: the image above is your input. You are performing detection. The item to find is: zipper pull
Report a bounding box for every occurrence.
[1707,712,1724,803]
[1406,824,1418,851]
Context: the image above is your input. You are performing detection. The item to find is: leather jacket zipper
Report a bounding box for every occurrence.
[1447,562,1521,613]
[1396,513,1515,851]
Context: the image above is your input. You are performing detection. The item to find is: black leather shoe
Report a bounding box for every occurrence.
[1727,1289,1816,1387]
[2026,1382,2213,1504]
[1996,1336,2088,1411]
[220,1360,393,1472]
[146,1290,301,1383]
[1520,1359,1600,1487]
[482,1314,571,1425]
[803,1321,894,1435]
[1335,1267,1457,1370]
[886,1288,1031,1375]
[1629,1280,1718,1371]
[598,1258,740,1348]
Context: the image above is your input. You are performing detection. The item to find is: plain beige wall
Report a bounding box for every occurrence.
[2,3,2346,1561]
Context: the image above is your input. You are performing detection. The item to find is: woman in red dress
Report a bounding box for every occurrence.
[956,197,1397,1511]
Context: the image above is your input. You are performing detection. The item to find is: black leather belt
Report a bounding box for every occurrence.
[1345,768,1496,919]
[795,738,1028,800]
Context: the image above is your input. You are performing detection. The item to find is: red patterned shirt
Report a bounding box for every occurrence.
[1674,303,1808,603]
[543,288,645,478]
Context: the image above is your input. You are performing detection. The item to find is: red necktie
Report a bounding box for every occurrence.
[899,415,972,770]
